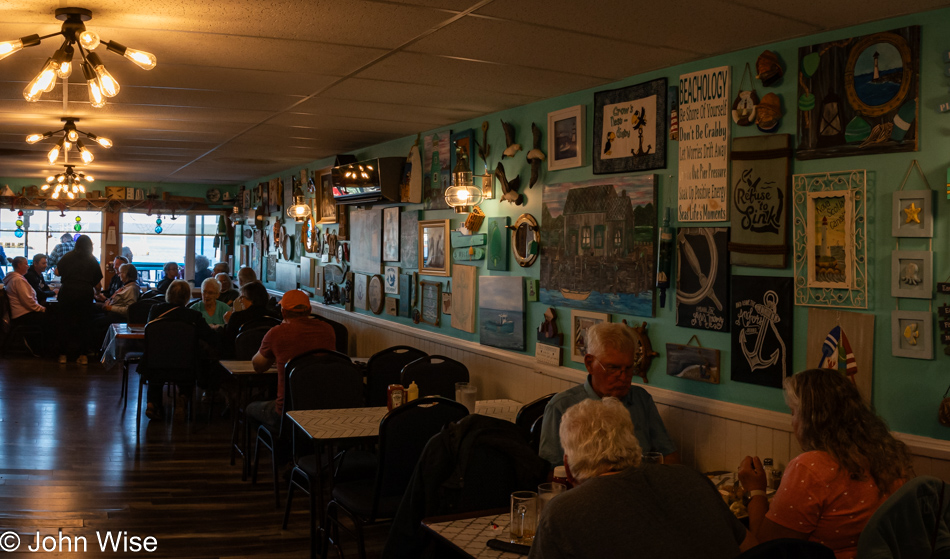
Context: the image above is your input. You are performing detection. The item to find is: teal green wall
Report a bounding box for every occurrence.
[247,8,950,440]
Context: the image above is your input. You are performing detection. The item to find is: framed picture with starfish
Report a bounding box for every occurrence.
[892,189,933,237]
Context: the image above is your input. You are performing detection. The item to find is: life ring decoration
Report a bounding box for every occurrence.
[675,228,723,311]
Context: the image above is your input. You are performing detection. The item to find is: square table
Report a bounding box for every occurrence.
[423,509,525,559]
[100,323,145,373]
[219,360,277,480]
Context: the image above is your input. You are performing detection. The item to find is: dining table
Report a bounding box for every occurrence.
[422,508,525,559]
[100,323,145,372]
[219,359,277,481]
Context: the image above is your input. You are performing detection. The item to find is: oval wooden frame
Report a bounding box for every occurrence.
[844,31,913,118]
[368,274,385,315]
[511,213,540,268]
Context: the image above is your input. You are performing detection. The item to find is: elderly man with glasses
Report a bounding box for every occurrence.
[539,322,679,468]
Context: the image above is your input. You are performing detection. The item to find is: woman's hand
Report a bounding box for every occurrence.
[738,456,768,492]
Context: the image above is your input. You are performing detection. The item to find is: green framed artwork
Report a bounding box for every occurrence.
[487,216,509,271]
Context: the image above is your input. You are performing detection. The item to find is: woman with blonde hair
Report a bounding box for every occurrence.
[738,368,912,558]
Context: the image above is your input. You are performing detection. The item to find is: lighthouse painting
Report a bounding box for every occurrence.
[807,192,852,289]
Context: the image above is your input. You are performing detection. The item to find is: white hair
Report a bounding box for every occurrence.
[559,397,642,482]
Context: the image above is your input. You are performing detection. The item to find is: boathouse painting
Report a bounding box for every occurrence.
[540,175,657,317]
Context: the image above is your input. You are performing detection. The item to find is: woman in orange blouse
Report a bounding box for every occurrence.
[738,368,912,559]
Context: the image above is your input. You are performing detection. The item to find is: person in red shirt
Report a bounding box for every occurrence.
[248,289,336,431]
[738,369,912,558]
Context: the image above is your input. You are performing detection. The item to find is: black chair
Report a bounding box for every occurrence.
[134,317,200,435]
[278,350,369,559]
[234,326,273,360]
[365,346,427,406]
[515,393,556,453]
[0,289,43,356]
[127,298,159,324]
[857,476,950,558]
[324,396,469,559]
[251,349,355,508]
[400,355,469,399]
[140,289,163,300]
[237,316,281,333]
[734,539,835,559]
[311,314,348,354]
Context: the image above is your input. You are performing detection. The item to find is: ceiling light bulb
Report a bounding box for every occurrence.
[44,178,53,186]
[78,30,100,50]
[53,45,73,78]
[83,63,106,108]
[87,53,119,97]
[78,184,86,193]
[52,191,60,199]
[26,132,51,144]
[66,191,75,200]
[56,60,72,79]
[88,134,112,148]
[57,174,65,183]
[63,140,72,152]
[47,143,62,164]
[84,175,94,182]
[79,148,93,164]
[67,129,79,142]
[120,45,157,70]
[0,39,25,61]
[23,59,57,102]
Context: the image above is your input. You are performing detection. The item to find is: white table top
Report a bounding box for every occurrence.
[288,399,522,441]
[219,360,277,375]
[425,513,524,559]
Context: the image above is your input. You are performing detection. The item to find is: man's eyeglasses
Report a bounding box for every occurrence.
[596,358,633,377]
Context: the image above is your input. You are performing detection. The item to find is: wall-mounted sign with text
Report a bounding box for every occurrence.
[678,66,731,222]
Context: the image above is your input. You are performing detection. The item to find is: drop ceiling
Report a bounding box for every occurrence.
[0,0,945,187]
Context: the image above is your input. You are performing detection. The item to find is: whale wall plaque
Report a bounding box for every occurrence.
[731,275,793,388]
[728,134,792,268]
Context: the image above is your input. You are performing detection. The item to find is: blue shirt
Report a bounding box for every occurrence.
[538,376,677,467]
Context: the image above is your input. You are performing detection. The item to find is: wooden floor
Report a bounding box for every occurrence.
[0,354,389,559]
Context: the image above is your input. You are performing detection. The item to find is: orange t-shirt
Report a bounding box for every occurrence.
[766,450,902,559]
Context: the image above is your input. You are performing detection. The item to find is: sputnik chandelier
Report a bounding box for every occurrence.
[43,165,94,200]
[28,117,112,165]
[0,7,157,107]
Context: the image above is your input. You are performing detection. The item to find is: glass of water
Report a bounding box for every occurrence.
[454,382,477,413]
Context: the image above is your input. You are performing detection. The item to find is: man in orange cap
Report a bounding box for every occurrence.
[248,289,336,432]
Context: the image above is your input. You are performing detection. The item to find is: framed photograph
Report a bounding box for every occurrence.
[891,250,932,299]
[420,280,442,326]
[317,167,337,224]
[353,273,367,311]
[350,208,382,275]
[892,190,933,238]
[547,105,585,171]
[806,191,854,290]
[892,309,933,360]
[570,310,609,363]
[592,77,667,174]
[383,206,400,261]
[450,129,476,185]
[384,265,400,295]
[666,341,721,384]
[368,274,385,315]
[418,219,450,277]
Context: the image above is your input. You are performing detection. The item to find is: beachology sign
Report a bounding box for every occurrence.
[678,66,731,222]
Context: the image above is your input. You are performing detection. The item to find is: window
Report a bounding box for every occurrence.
[121,212,222,285]
[0,210,102,268]
[614,229,623,247]
[594,225,605,249]
[581,226,591,249]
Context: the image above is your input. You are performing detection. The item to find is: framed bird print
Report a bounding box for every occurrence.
[593,78,667,174]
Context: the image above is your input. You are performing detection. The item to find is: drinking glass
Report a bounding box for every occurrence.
[454,382,477,413]
[537,482,566,515]
[509,491,538,544]
[642,452,664,464]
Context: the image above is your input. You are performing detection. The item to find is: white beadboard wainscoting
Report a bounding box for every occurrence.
[307,301,950,480]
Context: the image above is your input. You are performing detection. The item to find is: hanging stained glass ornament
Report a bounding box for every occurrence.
[74,215,82,232]
[155,217,163,234]
[14,209,24,238]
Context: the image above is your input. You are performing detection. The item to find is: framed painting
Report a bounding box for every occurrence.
[806,308,875,402]
[400,210,419,269]
[418,219,450,277]
[892,190,933,238]
[383,206,400,261]
[539,175,658,317]
[479,276,526,352]
[317,167,337,224]
[805,191,853,290]
[891,250,932,299]
[675,227,730,332]
[592,77,667,174]
[793,170,867,308]
[892,309,933,360]
[570,310,608,363]
[547,105,585,171]
[666,339,721,384]
[337,204,349,240]
[384,265,400,295]
[353,273,367,311]
[420,280,442,327]
[423,131,452,210]
[350,208,382,275]
[796,26,920,160]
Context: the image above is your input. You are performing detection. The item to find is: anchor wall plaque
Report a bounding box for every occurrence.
[731,275,793,388]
